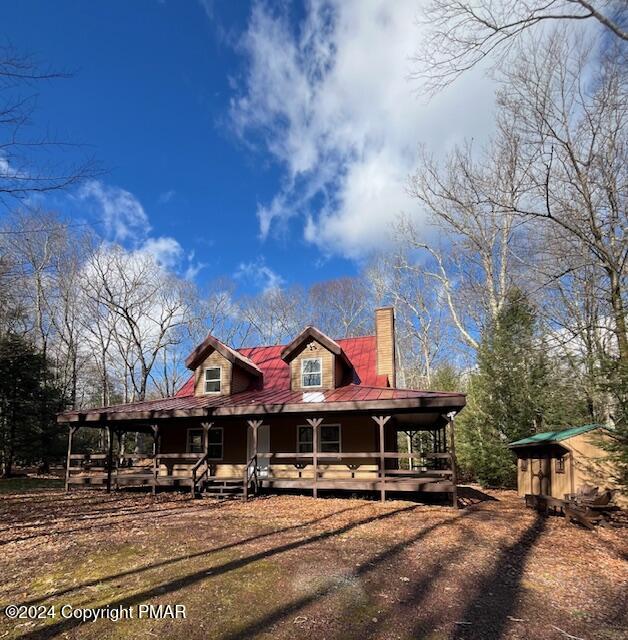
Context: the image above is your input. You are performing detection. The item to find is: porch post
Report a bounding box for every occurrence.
[196,421,213,497]
[306,418,323,498]
[105,425,114,493]
[151,424,160,496]
[247,420,263,459]
[372,416,391,502]
[64,425,77,492]
[115,430,123,490]
[246,420,263,499]
[201,421,212,457]
[446,412,459,509]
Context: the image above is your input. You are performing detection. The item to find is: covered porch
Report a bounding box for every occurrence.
[61,406,461,506]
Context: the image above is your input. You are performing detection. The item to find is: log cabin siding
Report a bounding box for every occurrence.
[289,338,336,390]
[194,350,232,396]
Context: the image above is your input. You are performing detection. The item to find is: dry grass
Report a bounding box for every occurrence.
[0,483,626,640]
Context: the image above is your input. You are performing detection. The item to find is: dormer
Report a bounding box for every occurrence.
[185,333,263,397]
[280,326,353,391]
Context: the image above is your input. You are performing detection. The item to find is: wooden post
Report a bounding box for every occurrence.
[115,430,123,490]
[247,420,263,495]
[306,418,323,499]
[105,425,114,493]
[195,421,213,497]
[151,424,160,496]
[201,422,212,457]
[65,425,77,492]
[372,416,391,502]
[247,420,262,459]
[446,412,459,509]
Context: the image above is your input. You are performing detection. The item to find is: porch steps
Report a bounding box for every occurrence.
[201,477,245,499]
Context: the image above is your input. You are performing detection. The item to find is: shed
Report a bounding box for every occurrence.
[508,424,621,503]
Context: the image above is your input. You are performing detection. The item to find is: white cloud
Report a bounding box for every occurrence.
[139,236,184,270]
[77,180,204,280]
[231,0,496,258]
[235,258,284,293]
[78,180,151,244]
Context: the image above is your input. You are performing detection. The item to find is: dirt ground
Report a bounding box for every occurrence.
[0,483,626,640]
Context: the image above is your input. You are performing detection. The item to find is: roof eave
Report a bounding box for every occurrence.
[58,395,466,423]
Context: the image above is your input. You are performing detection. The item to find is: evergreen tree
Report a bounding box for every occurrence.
[0,334,67,476]
[456,289,587,487]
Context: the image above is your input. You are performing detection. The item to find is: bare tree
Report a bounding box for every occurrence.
[0,44,98,208]
[403,129,528,352]
[366,252,453,387]
[308,277,373,338]
[415,0,627,93]
[491,33,627,366]
[238,286,308,345]
[82,245,195,402]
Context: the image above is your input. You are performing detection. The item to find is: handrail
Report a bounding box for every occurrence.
[191,452,209,496]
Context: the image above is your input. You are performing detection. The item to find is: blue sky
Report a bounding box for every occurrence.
[2,1,496,294]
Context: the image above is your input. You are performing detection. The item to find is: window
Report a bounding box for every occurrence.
[297,424,341,453]
[207,428,223,459]
[187,429,203,454]
[556,456,565,473]
[521,458,528,472]
[186,427,223,459]
[301,358,322,388]
[204,367,221,393]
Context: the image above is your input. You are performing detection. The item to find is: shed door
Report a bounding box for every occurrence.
[531,456,551,496]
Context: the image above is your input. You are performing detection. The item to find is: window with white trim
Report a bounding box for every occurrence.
[297,424,341,453]
[301,357,322,388]
[204,366,221,393]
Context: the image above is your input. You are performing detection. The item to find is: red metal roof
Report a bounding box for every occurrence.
[59,334,465,421]
[60,383,465,421]
[175,335,388,398]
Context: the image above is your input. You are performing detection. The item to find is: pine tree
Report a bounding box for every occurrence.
[456,289,587,487]
[0,334,67,476]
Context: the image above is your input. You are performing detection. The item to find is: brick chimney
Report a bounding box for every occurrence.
[375,307,396,387]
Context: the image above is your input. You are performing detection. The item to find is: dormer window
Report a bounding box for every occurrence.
[302,358,322,388]
[204,367,221,393]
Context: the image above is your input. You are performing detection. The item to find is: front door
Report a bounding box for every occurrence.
[247,423,270,478]
[531,456,551,496]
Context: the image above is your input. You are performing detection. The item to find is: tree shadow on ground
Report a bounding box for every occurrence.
[457,485,498,506]
[0,502,226,545]
[16,504,422,640]
[443,511,547,640]
[18,503,371,608]
[219,510,473,640]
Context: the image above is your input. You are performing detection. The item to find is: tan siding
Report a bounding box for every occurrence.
[158,414,388,480]
[232,365,255,394]
[517,458,532,497]
[375,307,396,387]
[289,338,336,391]
[514,429,626,507]
[566,431,626,505]
[193,350,232,396]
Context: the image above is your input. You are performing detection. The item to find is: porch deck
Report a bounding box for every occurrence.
[66,449,456,500]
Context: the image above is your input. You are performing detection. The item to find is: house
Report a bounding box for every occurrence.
[509,424,623,504]
[58,308,466,504]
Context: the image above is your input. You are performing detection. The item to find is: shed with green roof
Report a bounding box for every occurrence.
[508,424,619,502]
